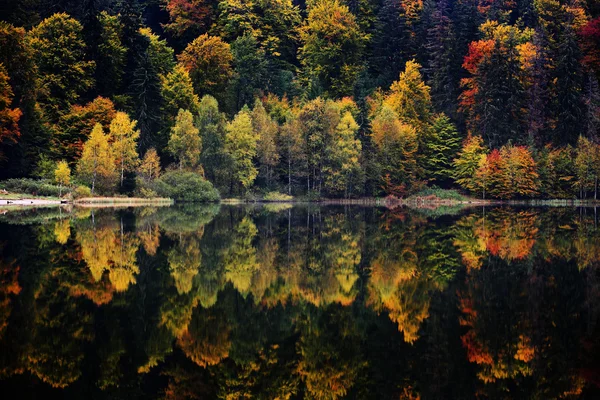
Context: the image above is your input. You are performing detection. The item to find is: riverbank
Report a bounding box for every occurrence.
[1,195,173,207]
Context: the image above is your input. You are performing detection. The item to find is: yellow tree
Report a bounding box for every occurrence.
[77,123,116,194]
[325,111,363,197]
[54,160,71,196]
[168,109,202,171]
[225,109,258,193]
[252,100,279,188]
[109,112,140,187]
[137,148,161,184]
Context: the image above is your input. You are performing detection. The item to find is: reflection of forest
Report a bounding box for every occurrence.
[0,205,599,398]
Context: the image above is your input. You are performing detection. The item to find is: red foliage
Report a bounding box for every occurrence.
[580,17,600,76]
[164,0,213,36]
[0,66,21,148]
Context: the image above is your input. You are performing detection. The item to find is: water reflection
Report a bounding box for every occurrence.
[0,205,599,398]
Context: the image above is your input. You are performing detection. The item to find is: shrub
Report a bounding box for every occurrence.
[153,171,220,202]
[73,185,92,199]
[411,186,466,201]
[263,191,294,202]
[0,178,65,197]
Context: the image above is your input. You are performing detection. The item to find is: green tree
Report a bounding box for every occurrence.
[109,112,140,187]
[225,109,258,193]
[422,114,462,185]
[168,109,202,171]
[28,13,95,120]
[299,0,368,97]
[574,136,600,199]
[324,111,363,197]
[231,35,268,111]
[54,160,70,196]
[161,64,201,123]
[97,12,127,97]
[197,95,227,187]
[139,27,176,76]
[76,123,116,194]
[453,135,488,194]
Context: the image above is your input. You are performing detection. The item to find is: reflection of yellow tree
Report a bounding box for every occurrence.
[223,217,260,297]
[54,219,71,244]
[168,234,202,295]
[137,222,160,256]
[76,219,140,292]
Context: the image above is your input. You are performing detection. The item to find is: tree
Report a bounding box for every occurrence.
[325,111,363,197]
[109,112,140,187]
[163,0,216,39]
[231,35,268,111]
[225,109,258,193]
[371,104,419,196]
[178,34,233,100]
[54,160,70,196]
[197,95,227,187]
[77,123,117,194]
[497,145,539,199]
[252,100,279,188]
[453,135,487,194]
[54,97,116,164]
[279,115,305,195]
[137,148,161,184]
[28,13,95,120]
[161,64,201,124]
[574,136,600,199]
[0,63,21,159]
[168,109,202,171]
[384,60,433,134]
[422,114,462,185]
[138,27,176,76]
[299,0,369,97]
[97,11,127,97]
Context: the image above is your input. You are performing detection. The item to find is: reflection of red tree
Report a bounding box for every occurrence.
[0,260,21,337]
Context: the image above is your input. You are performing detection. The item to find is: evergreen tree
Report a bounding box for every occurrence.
[422,113,462,186]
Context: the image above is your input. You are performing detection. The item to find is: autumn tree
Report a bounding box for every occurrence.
[54,97,116,163]
[496,145,539,199]
[168,109,202,171]
[28,13,95,120]
[109,112,140,187]
[453,135,488,194]
[163,0,216,39]
[252,100,279,188]
[197,95,227,187]
[77,123,117,194]
[371,104,419,196]
[54,160,70,196]
[574,136,600,199]
[137,148,162,184]
[178,34,233,101]
[299,0,368,97]
[225,109,258,193]
[161,64,201,126]
[0,63,21,159]
[278,114,305,195]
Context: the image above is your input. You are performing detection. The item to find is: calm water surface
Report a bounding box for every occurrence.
[0,204,599,399]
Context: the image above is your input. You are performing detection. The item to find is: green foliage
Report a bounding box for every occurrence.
[154,171,220,202]
[225,109,258,193]
[0,178,66,197]
[262,191,294,202]
[453,136,487,194]
[168,109,202,171]
[28,13,95,120]
[73,185,91,199]
[423,114,462,185]
[34,155,56,180]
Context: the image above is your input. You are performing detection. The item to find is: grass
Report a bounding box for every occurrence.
[74,197,173,205]
[409,187,467,201]
[0,192,61,201]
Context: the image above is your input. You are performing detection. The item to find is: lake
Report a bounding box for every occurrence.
[0,204,599,398]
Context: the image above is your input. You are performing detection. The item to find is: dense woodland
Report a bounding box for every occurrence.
[1,0,600,199]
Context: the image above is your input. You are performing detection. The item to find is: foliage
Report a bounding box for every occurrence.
[109,112,140,187]
[76,123,117,194]
[168,109,202,171]
[154,170,220,202]
[225,109,258,193]
[73,185,92,199]
[54,160,70,195]
[262,191,294,202]
[0,178,65,197]
[453,136,487,194]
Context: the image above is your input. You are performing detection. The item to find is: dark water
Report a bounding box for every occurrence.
[0,204,599,399]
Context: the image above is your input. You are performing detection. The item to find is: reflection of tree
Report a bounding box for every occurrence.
[76,216,140,292]
[296,307,366,400]
[26,268,94,388]
[54,219,71,245]
[177,307,231,368]
[223,216,260,297]
[168,234,203,295]
[0,259,20,338]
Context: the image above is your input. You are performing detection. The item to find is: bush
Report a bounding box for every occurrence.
[153,171,220,202]
[263,191,294,202]
[73,185,92,199]
[411,186,465,201]
[0,178,65,197]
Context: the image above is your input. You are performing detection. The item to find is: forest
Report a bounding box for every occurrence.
[1,0,600,199]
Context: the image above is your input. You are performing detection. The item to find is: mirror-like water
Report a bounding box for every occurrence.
[0,204,599,399]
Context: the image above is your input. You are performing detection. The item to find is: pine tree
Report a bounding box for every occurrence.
[422,113,462,186]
